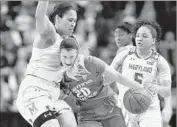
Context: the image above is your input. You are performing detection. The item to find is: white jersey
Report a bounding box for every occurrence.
[112,47,171,110]
[26,35,64,81]
[111,46,171,126]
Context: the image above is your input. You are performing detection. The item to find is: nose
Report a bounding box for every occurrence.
[71,21,76,27]
[65,59,72,65]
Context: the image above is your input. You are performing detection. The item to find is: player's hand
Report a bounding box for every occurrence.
[128,113,139,127]
[162,107,173,123]
[143,81,158,96]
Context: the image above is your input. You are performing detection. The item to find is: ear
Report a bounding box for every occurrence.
[152,38,156,45]
[55,15,61,23]
[129,34,133,41]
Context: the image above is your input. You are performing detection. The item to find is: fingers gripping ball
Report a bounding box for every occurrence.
[123,88,152,114]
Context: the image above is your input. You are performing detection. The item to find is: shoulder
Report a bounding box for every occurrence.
[158,55,169,66]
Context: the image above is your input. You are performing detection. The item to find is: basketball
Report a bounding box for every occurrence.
[123,88,152,114]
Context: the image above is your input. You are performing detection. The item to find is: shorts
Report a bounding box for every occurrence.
[16,75,72,125]
[136,108,162,127]
[77,95,122,121]
[78,110,126,127]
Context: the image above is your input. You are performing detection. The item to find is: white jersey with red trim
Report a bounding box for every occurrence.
[116,47,171,110]
[26,34,64,81]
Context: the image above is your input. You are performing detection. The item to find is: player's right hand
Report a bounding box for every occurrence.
[143,81,158,96]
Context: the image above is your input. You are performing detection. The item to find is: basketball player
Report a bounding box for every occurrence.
[110,22,134,94]
[111,20,171,127]
[16,1,77,127]
[58,36,155,127]
[114,22,134,53]
[110,22,137,127]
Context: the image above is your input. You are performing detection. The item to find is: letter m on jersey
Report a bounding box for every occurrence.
[28,102,38,115]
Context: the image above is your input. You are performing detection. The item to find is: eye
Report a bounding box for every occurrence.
[136,34,140,37]
[70,56,74,59]
[142,34,148,38]
[68,18,74,22]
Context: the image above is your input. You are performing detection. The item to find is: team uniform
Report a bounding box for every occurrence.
[61,55,126,127]
[111,46,171,127]
[114,45,135,127]
[16,35,71,126]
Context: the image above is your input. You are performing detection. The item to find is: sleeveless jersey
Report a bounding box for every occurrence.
[63,55,115,110]
[113,47,171,111]
[26,34,63,81]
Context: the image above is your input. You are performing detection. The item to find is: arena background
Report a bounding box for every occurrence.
[0,1,176,127]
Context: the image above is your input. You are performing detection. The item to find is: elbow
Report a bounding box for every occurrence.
[160,90,171,98]
[163,93,170,98]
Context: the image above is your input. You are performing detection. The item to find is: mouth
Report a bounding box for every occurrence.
[137,41,143,46]
[69,29,73,31]
[65,64,72,66]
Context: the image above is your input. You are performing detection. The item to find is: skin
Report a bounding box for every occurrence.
[135,26,171,97]
[60,49,78,68]
[55,10,77,36]
[35,1,77,49]
[135,26,155,58]
[34,2,78,127]
[114,28,131,47]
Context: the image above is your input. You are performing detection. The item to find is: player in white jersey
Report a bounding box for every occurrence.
[110,22,136,127]
[16,1,77,127]
[111,20,171,127]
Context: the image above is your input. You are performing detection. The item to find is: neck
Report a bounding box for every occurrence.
[136,48,152,59]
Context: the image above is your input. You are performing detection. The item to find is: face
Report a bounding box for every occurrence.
[60,49,78,68]
[55,9,77,36]
[114,28,131,47]
[135,26,155,50]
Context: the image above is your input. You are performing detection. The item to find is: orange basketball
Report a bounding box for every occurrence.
[123,88,152,114]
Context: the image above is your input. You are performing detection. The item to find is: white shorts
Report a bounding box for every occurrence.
[135,108,162,127]
[16,75,72,125]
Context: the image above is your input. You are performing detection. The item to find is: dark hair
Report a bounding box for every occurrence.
[116,22,133,34]
[133,19,162,42]
[60,36,79,51]
[49,2,77,24]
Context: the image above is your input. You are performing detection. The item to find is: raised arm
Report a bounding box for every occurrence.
[34,1,57,48]
[35,1,55,35]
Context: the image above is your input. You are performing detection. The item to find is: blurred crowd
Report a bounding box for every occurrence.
[0,1,176,125]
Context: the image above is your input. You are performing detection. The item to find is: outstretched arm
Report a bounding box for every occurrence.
[103,65,142,89]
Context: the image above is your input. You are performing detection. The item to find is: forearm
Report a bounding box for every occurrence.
[104,66,142,89]
[156,85,171,98]
[35,1,48,19]
[35,1,49,34]
[117,74,142,88]
[164,95,172,109]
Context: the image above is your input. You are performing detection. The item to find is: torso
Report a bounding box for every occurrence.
[63,55,114,109]
[120,47,161,110]
[26,34,64,81]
